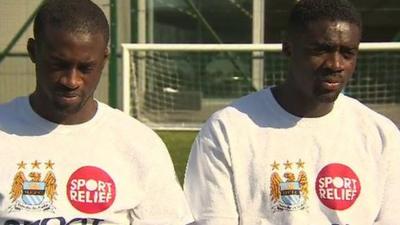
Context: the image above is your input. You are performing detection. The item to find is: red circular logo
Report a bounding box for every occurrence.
[67,166,116,214]
[315,163,361,210]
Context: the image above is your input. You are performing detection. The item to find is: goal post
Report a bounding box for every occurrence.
[121,43,400,130]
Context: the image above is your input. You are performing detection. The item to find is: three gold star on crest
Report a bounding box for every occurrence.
[271,159,305,170]
[17,160,55,170]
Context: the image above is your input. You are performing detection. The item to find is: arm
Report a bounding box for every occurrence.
[130,141,194,225]
[374,125,400,225]
[184,118,239,225]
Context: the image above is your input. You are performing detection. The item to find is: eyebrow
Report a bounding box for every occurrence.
[308,41,359,50]
[48,55,97,64]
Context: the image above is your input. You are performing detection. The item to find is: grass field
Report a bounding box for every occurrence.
[157,131,198,185]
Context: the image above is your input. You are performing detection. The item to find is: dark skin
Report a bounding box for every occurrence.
[272,20,361,118]
[27,26,109,124]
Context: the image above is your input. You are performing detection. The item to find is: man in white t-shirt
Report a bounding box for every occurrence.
[184,0,400,225]
[0,0,193,224]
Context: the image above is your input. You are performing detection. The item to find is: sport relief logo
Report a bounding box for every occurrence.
[316,163,361,210]
[67,166,116,214]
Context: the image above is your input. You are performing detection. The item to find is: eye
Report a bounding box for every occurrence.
[79,64,95,74]
[50,61,69,70]
[341,49,358,60]
[308,45,331,56]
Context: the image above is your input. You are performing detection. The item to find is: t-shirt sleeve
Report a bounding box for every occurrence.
[184,117,239,225]
[374,125,400,224]
[130,140,194,225]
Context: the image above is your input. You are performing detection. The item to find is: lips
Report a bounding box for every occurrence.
[54,89,79,96]
[318,77,343,92]
[54,92,80,104]
[56,92,78,98]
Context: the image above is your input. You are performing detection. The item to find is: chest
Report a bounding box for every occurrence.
[227,125,384,224]
[0,135,144,224]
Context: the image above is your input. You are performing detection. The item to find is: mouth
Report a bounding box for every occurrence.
[318,77,343,92]
[54,92,80,103]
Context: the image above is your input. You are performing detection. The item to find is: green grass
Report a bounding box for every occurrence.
[157,131,198,185]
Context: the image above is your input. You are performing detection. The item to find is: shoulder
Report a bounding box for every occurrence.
[341,95,396,126]
[0,97,26,128]
[340,95,400,138]
[96,101,167,148]
[211,89,269,122]
[206,88,275,130]
[0,97,25,115]
[98,102,157,132]
[95,102,175,174]
[199,90,270,140]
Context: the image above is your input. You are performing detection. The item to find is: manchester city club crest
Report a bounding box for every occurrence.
[8,160,57,212]
[270,159,308,212]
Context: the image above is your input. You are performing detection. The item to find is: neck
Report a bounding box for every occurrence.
[271,84,334,118]
[29,94,98,125]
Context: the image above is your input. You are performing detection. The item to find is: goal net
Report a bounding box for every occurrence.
[122,43,400,130]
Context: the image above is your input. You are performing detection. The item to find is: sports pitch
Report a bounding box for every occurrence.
[158,131,197,185]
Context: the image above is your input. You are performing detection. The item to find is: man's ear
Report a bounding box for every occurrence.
[282,40,292,57]
[104,47,110,60]
[27,38,37,63]
[103,47,110,66]
[101,47,110,69]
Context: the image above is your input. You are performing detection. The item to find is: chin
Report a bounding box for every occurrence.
[53,102,84,115]
[316,92,341,103]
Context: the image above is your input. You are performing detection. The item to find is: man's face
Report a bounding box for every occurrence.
[28,27,108,116]
[285,20,361,103]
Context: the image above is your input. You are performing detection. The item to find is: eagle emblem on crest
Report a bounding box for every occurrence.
[9,160,57,212]
[270,159,309,211]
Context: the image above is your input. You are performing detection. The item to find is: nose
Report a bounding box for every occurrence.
[59,68,81,89]
[325,52,345,72]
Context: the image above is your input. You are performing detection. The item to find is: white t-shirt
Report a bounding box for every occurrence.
[184,88,400,225]
[0,97,193,225]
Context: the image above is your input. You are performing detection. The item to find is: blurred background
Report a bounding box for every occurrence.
[1,0,399,182]
[1,0,399,124]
